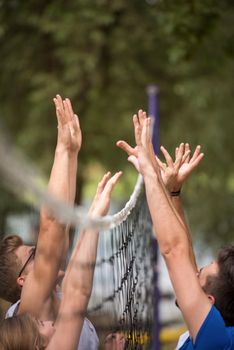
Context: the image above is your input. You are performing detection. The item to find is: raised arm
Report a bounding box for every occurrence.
[117,114,203,272]
[47,171,122,350]
[19,95,81,317]
[53,95,82,268]
[117,111,211,340]
[156,143,204,270]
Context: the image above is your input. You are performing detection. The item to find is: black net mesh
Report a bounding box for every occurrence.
[88,190,157,349]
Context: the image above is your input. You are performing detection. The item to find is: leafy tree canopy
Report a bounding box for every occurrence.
[0,0,234,246]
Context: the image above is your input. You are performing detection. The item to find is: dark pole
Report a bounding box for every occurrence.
[147,85,160,155]
[147,84,160,350]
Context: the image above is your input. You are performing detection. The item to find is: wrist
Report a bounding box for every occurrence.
[170,189,181,197]
[142,165,158,179]
[143,170,161,191]
[55,146,79,156]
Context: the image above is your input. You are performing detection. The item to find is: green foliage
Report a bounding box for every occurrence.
[0,0,234,245]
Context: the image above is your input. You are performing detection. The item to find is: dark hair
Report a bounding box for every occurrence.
[0,235,23,303]
[203,245,234,326]
[0,314,45,350]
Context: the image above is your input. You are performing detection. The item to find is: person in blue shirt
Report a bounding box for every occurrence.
[117,109,234,349]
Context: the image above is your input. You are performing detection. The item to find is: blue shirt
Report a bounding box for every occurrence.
[179,305,234,349]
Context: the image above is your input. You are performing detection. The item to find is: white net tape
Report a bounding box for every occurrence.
[0,133,144,230]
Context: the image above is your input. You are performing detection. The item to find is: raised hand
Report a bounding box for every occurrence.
[89,171,123,218]
[156,143,204,192]
[104,332,126,350]
[117,109,157,175]
[53,94,82,153]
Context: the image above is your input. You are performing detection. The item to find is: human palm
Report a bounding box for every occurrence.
[54,95,82,153]
[157,144,204,192]
[89,171,122,217]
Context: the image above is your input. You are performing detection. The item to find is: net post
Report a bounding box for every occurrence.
[147,84,160,350]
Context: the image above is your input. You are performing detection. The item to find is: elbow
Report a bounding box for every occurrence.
[73,282,92,299]
[64,283,92,300]
[79,288,92,299]
[40,210,66,231]
[160,239,189,261]
[40,209,56,224]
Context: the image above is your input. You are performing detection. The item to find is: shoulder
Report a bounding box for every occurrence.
[179,306,234,350]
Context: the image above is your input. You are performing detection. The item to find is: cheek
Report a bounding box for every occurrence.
[47,326,55,339]
[39,325,55,340]
[198,274,207,288]
[24,261,34,276]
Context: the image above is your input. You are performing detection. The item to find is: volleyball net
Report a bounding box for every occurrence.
[0,132,157,349]
[88,189,157,349]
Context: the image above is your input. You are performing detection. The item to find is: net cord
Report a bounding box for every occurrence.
[0,134,144,230]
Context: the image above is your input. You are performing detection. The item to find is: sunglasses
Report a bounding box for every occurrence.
[18,246,36,278]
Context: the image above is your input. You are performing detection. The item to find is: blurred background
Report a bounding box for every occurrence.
[0,0,234,348]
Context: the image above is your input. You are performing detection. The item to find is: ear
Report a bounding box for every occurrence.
[16,276,25,288]
[207,294,215,304]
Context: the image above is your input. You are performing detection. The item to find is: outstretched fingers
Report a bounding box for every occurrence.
[174,143,184,170]
[133,114,142,146]
[89,172,112,214]
[138,109,147,128]
[190,151,204,169]
[96,172,111,196]
[74,114,81,131]
[53,94,66,126]
[63,98,73,124]
[141,117,151,148]
[116,140,136,157]
[190,145,201,162]
[155,155,166,170]
[160,145,174,168]
[103,171,123,197]
[182,150,191,164]
[91,171,123,217]
[183,143,191,163]
[65,98,74,118]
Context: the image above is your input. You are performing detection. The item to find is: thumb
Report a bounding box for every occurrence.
[116,140,136,156]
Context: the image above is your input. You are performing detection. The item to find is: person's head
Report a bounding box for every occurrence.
[0,235,35,303]
[199,245,234,326]
[0,314,54,350]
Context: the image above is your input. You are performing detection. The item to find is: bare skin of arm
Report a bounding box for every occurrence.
[18,95,81,319]
[156,143,204,271]
[117,114,203,272]
[53,95,81,269]
[117,111,211,340]
[47,171,122,350]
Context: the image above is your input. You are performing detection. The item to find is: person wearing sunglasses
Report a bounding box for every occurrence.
[0,171,123,350]
[18,246,37,279]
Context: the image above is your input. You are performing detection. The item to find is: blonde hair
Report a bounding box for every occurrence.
[0,314,46,350]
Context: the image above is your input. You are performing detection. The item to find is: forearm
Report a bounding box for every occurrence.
[62,229,99,300]
[42,148,78,240]
[143,169,190,256]
[35,148,74,286]
[61,171,120,308]
[69,152,78,204]
[60,152,78,264]
[44,148,70,208]
[171,196,197,270]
